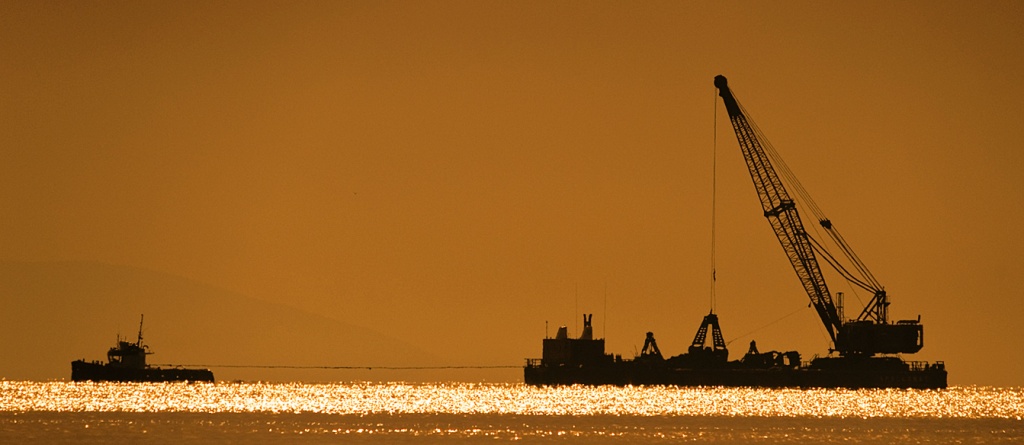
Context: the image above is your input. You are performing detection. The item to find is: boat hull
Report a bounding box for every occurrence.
[71,360,214,383]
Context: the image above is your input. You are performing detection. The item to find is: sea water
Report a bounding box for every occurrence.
[1,381,1021,444]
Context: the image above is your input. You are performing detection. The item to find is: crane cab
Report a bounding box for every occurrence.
[836,320,923,355]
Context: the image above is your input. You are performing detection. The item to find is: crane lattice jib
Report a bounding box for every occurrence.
[714,75,843,343]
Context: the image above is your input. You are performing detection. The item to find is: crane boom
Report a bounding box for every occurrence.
[714,75,923,356]
[714,76,842,343]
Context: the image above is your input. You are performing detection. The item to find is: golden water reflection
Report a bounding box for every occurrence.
[1,382,1020,419]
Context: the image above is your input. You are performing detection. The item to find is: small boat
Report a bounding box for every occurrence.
[71,315,214,382]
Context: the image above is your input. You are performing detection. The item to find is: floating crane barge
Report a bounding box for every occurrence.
[524,76,947,389]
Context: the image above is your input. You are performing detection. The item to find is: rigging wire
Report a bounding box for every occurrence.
[603,282,608,339]
[809,236,875,293]
[710,84,718,314]
[724,305,807,346]
[150,364,521,370]
[824,227,882,290]
[733,95,882,296]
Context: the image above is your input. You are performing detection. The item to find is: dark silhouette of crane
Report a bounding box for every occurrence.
[714,75,923,356]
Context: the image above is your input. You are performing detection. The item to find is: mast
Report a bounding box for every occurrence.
[136,314,145,347]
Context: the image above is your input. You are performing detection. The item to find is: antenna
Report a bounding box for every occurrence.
[136,314,145,346]
[838,292,845,322]
[574,282,579,337]
[603,282,608,339]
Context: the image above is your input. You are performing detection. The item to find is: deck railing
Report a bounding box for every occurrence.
[907,361,945,371]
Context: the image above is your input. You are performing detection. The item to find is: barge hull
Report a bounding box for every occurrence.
[524,362,947,389]
[71,360,214,383]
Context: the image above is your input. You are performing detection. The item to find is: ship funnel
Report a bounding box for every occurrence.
[555,326,568,339]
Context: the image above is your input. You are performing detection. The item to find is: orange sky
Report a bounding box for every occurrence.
[2,1,1022,386]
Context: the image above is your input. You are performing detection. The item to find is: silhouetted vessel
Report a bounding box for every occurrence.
[71,315,214,382]
[525,76,948,389]
[524,314,946,389]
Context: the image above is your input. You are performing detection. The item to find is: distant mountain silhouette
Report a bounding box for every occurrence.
[0,261,441,382]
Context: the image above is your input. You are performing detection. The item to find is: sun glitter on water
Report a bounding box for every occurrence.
[2,382,1021,419]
